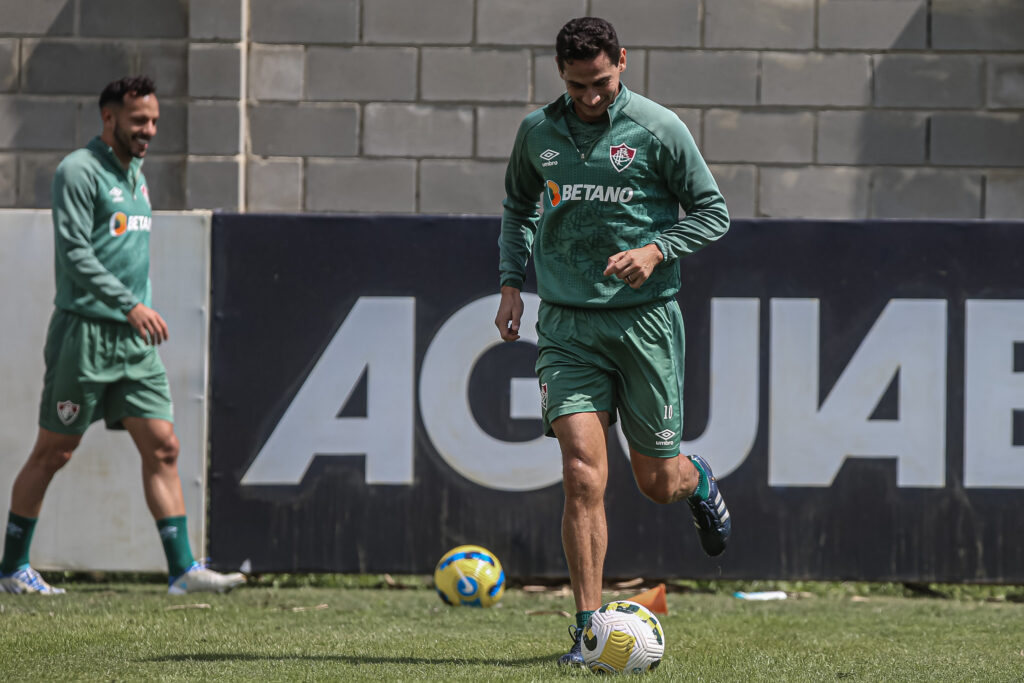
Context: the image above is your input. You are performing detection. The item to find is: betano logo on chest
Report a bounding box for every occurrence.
[545,180,634,207]
[109,212,152,237]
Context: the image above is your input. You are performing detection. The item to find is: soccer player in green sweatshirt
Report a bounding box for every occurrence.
[495,18,732,666]
[0,76,244,596]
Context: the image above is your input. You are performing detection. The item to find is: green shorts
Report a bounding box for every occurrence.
[38,309,174,435]
[535,298,685,458]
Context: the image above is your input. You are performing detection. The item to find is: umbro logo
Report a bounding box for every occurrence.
[109,187,124,203]
[654,428,676,445]
[540,149,559,167]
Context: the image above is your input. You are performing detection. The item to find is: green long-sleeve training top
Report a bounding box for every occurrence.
[51,136,153,322]
[500,84,729,308]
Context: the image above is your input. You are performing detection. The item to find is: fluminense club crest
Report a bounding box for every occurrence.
[609,143,636,172]
[57,400,80,426]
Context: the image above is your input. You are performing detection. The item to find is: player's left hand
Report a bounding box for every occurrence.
[126,303,169,345]
[495,286,524,342]
[604,244,664,289]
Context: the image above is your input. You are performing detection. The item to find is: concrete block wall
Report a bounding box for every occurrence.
[1,0,1021,218]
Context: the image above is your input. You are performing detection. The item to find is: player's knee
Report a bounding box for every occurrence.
[151,433,180,468]
[632,452,695,504]
[35,448,74,473]
[28,430,81,473]
[562,455,604,502]
[635,476,674,505]
[634,462,692,504]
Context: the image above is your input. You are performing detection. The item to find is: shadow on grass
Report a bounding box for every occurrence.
[144,653,557,667]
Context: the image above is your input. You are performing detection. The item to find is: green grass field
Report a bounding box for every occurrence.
[1,577,1022,681]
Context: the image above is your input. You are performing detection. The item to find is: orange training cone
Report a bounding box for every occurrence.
[627,582,668,615]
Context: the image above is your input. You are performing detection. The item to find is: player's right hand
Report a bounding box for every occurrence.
[495,286,524,342]
[126,303,169,345]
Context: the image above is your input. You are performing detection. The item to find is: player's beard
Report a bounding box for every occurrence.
[112,120,150,160]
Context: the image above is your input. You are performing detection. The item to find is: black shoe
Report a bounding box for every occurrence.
[687,454,731,557]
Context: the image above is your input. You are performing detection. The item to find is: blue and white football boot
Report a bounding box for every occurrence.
[0,566,66,595]
[687,454,731,557]
[558,625,585,667]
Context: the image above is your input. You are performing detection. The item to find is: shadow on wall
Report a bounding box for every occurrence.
[9,0,76,209]
[719,1,1015,220]
[854,1,939,220]
[847,0,996,220]
[757,1,928,220]
[12,0,188,210]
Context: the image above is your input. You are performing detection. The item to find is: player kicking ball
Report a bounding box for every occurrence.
[495,18,731,666]
[0,76,244,596]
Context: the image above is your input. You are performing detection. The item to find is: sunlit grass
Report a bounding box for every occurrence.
[1,578,1022,681]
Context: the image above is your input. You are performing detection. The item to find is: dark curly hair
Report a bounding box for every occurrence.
[556,17,621,71]
[98,75,156,110]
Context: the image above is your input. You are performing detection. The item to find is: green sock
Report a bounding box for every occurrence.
[689,455,711,501]
[0,511,37,574]
[576,610,595,632]
[156,516,196,578]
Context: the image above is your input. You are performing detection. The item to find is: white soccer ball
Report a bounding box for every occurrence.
[581,600,665,674]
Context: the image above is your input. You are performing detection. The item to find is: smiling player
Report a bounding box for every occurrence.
[494,18,732,666]
[0,76,245,596]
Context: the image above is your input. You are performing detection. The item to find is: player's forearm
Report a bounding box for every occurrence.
[498,205,537,290]
[61,246,139,313]
[654,195,729,261]
[652,118,730,261]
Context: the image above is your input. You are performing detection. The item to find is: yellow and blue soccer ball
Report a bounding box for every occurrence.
[433,545,506,607]
[581,600,665,674]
